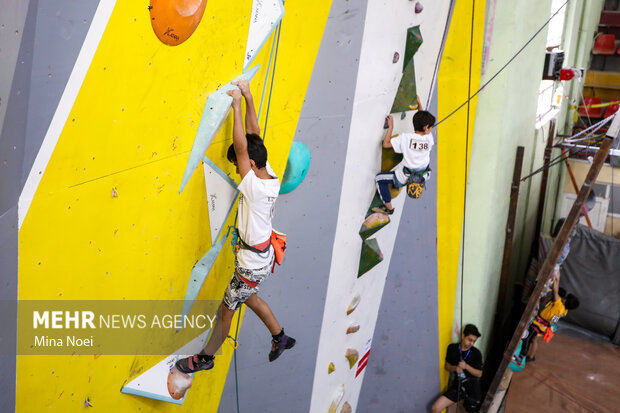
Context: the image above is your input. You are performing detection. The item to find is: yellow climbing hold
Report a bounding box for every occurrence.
[345,349,359,369]
[328,362,335,374]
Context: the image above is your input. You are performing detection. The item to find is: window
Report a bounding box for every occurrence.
[535,0,568,123]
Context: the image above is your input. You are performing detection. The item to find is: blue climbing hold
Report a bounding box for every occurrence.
[280,141,311,194]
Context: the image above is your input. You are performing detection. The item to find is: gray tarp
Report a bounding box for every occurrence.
[561,225,620,344]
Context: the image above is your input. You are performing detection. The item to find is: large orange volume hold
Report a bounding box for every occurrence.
[149,0,208,46]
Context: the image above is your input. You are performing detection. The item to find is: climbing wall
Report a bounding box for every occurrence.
[307,1,453,411]
[8,0,332,411]
[1,0,489,412]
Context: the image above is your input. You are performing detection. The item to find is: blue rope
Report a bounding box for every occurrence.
[258,31,278,122]
[232,307,242,413]
[261,19,283,142]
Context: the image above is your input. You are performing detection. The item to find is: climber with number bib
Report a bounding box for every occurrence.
[175,79,295,375]
[372,106,435,215]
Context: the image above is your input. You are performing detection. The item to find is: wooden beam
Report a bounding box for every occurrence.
[481,137,613,412]
[562,150,592,227]
[494,146,524,321]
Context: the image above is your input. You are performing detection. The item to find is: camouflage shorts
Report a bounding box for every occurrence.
[223,257,273,311]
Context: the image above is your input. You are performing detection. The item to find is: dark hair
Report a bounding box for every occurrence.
[227,133,268,168]
[552,218,565,238]
[565,293,579,310]
[463,324,481,338]
[412,110,436,132]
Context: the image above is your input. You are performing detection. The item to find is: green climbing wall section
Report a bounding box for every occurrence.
[390,26,423,114]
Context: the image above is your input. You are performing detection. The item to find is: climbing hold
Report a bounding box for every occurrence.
[341,402,352,413]
[280,141,311,194]
[328,384,345,413]
[415,2,423,13]
[359,212,390,240]
[358,238,384,277]
[391,26,423,114]
[393,52,400,63]
[121,330,210,404]
[400,112,407,120]
[346,293,360,315]
[346,323,360,335]
[111,186,119,198]
[167,365,194,400]
[149,0,208,46]
[179,66,260,193]
[345,349,359,369]
[244,0,285,71]
[328,362,335,374]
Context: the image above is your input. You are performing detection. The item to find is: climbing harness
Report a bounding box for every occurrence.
[404,166,431,199]
[234,228,288,273]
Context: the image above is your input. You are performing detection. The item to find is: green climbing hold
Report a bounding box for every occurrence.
[358,238,383,277]
[359,213,390,240]
[391,25,423,114]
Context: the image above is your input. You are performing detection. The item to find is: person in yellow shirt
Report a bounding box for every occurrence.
[517,272,579,362]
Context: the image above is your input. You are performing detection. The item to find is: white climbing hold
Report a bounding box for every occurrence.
[346,293,360,315]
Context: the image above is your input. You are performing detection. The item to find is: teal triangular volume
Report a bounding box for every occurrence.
[358,238,384,277]
[120,329,210,404]
[179,65,261,193]
[179,231,230,326]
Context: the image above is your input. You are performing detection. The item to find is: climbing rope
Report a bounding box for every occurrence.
[520,133,607,182]
[564,114,615,143]
[232,308,242,413]
[456,1,476,411]
[261,15,284,142]
[426,0,456,110]
[433,0,570,129]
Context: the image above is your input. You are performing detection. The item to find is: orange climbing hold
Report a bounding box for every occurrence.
[149,0,208,46]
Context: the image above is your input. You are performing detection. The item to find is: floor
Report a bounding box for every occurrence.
[505,332,620,412]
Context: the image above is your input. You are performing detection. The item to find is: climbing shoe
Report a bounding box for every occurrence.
[371,205,394,216]
[269,333,296,362]
[175,354,214,374]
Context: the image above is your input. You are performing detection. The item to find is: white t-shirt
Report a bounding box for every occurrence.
[236,161,279,269]
[390,132,434,184]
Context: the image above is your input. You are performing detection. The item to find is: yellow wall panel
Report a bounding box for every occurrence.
[17,0,332,410]
[436,0,486,391]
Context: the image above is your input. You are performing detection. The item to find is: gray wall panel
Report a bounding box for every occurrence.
[0,0,36,215]
[358,96,440,412]
[218,1,368,411]
[22,0,100,184]
[0,1,36,407]
[0,206,18,411]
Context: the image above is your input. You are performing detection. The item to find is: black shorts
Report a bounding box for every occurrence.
[443,379,481,412]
